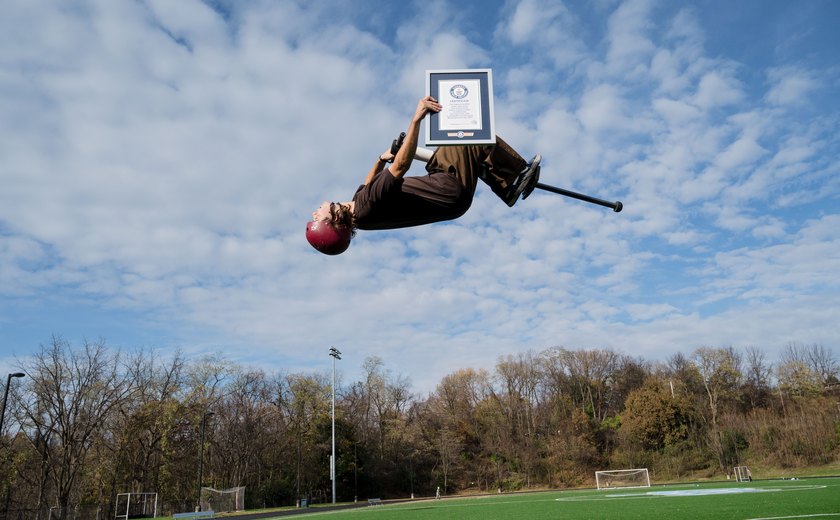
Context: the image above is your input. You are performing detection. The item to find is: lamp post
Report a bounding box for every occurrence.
[197,411,214,511]
[328,347,341,505]
[0,373,25,439]
[354,441,358,504]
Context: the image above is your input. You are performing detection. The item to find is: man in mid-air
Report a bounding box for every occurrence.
[306,95,541,255]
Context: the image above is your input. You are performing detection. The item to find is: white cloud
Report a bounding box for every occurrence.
[765,66,820,106]
[1,0,838,391]
[393,0,490,94]
[751,219,786,240]
[145,0,230,50]
[506,0,548,44]
[605,0,656,75]
[652,97,702,124]
[577,84,629,133]
[713,205,759,233]
[715,135,767,171]
[500,0,586,68]
[709,214,840,299]
[625,303,679,321]
[693,70,745,109]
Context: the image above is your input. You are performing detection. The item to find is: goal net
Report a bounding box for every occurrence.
[200,486,245,513]
[115,492,158,519]
[734,466,752,482]
[595,468,651,490]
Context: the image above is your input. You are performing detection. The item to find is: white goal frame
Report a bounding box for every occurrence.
[200,486,245,513]
[595,468,651,490]
[115,492,158,519]
[734,466,752,482]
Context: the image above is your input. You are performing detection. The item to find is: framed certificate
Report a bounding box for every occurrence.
[425,69,496,146]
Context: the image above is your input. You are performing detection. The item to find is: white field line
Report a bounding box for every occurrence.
[746,514,840,520]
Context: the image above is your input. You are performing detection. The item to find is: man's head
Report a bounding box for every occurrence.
[306,201,355,255]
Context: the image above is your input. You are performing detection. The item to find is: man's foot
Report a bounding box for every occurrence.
[504,154,541,207]
[521,155,541,201]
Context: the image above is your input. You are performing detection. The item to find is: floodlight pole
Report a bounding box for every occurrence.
[197,411,214,511]
[354,441,358,503]
[0,373,25,440]
[329,347,342,505]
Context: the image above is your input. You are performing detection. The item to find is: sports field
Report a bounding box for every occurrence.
[274,478,840,520]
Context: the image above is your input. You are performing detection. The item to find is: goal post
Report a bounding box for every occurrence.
[734,466,752,482]
[115,492,158,519]
[200,486,245,513]
[595,468,651,490]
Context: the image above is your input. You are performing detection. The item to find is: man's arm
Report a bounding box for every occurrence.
[389,96,441,179]
[362,156,389,186]
[360,96,440,186]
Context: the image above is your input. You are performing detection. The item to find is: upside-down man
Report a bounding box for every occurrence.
[306,96,541,255]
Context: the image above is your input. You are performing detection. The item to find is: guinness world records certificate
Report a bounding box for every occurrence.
[425,69,495,146]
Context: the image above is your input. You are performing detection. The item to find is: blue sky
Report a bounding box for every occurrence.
[1,0,838,391]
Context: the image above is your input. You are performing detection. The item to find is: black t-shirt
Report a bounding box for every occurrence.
[352,166,473,230]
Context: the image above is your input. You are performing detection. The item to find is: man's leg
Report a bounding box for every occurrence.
[425,137,539,206]
[483,137,540,206]
[425,144,491,199]
[484,137,527,188]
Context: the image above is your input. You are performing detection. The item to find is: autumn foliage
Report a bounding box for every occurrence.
[0,339,837,519]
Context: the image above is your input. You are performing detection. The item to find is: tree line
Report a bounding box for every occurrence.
[0,337,838,519]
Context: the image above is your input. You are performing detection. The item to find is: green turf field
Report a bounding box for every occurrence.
[278,478,840,520]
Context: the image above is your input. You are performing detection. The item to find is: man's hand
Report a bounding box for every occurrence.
[383,95,441,180]
[379,150,395,163]
[412,95,442,123]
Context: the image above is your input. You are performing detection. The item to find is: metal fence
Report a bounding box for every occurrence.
[0,500,195,520]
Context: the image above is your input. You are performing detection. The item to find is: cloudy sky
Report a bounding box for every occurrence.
[1,0,838,392]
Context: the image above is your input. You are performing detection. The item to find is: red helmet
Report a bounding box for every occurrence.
[306,220,352,255]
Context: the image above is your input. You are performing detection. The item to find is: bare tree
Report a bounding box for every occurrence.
[433,368,490,436]
[777,343,834,397]
[541,348,622,422]
[741,347,773,410]
[212,368,275,489]
[794,343,838,388]
[436,428,462,495]
[17,337,138,520]
[691,346,742,470]
[278,373,329,503]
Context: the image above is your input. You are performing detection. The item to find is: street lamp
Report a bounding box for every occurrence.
[197,411,215,512]
[354,441,358,504]
[0,373,25,439]
[328,347,341,505]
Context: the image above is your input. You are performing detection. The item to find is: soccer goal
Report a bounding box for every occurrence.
[734,466,752,482]
[115,492,158,519]
[595,468,651,490]
[200,486,245,513]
